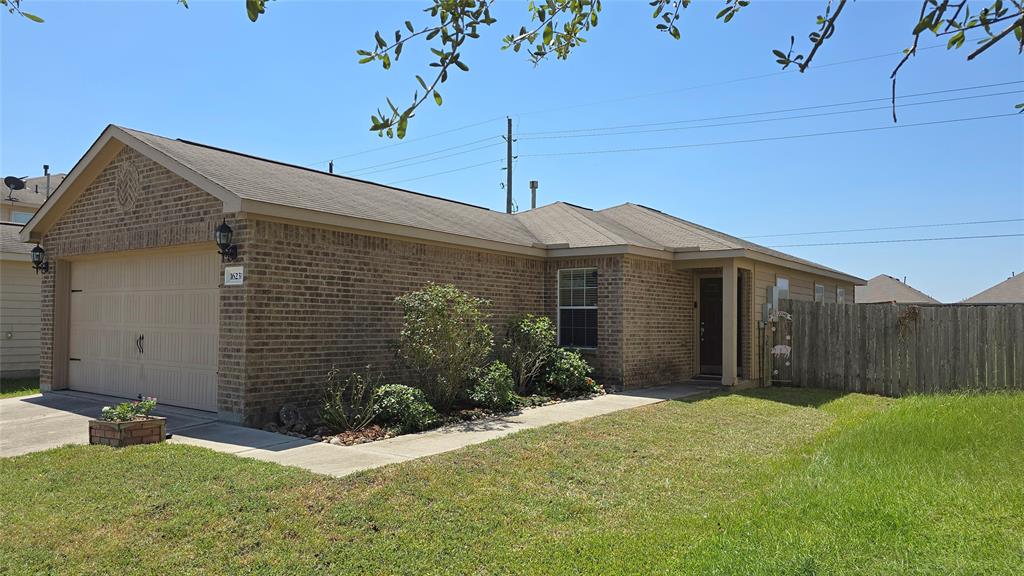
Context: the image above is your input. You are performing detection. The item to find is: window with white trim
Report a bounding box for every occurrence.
[837,287,846,304]
[776,276,790,299]
[11,211,32,224]
[558,268,597,348]
[815,283,825,303]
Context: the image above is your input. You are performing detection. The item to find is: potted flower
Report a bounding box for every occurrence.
[89,397,166,447]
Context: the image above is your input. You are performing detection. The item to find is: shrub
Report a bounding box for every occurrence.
[320,366,379,432]
[502,314,556,395]
[395,283,493,412]
[546,348,601,397]
[470,361,522,412]
[374,384,439,434]
[100,397,157,422]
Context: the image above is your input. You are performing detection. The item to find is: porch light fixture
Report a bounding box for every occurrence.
[30,244,49,274]
[214,219,238,262]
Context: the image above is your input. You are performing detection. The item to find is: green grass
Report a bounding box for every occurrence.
[1,388,1021,575]
[0,376,39,399]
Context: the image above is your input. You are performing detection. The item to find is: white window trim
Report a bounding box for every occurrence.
[814,283,825,303]
[557,267,598,350]
[776,276,790,300]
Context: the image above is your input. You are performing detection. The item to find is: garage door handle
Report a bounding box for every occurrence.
[136,334,145,355]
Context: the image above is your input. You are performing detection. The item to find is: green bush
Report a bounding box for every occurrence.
[501,314,556,395]
[320,366,378,432]
[373,384,439,434]
[546,348,601,397]
[470,360,522,412]
[100,397,157,422]
[395,283,493,412]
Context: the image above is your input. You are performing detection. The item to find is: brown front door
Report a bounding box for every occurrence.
[700,277,723,374]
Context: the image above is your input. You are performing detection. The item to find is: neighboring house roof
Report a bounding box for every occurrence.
[3,174,66,208]
[855,274,940,304]
[1,222,33,260]
[962,273,1024,304]
[21,125,864,284]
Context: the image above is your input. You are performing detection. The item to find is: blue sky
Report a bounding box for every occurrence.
[2,0,1022,302]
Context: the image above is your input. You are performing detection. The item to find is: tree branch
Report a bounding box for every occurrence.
[967,16,1024,58]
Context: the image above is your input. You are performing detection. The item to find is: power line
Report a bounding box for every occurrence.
[513,40,964,118]
[305,38,975,168]
[306,116,504,167]
[344,136,500,174]
[387,159,502,185]
[517,89,1022,141]
[770,233,1024,247]
[518,80,1024,137]
[351,141,501,177]
[518,113,1021,158]
[744,218,1024,238]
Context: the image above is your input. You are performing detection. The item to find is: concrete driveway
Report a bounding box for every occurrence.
[0,391,306,458]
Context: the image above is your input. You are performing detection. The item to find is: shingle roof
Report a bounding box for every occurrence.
[962,273,1024,304]
[122,128,539,248]
[854,274,940,304]
[1,222,32,255]
[3,174,66,207]
[108,126,856,281]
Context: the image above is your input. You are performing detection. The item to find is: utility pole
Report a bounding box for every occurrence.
[505,117,513,214]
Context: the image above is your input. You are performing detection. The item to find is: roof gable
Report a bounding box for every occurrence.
[963,273,1024,303]
[855,274,940,304]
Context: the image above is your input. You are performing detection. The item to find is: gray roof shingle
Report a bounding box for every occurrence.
[1,222,32,255]
[962,273,1024,304]
[116,126,857,280]
[855,274,940,304]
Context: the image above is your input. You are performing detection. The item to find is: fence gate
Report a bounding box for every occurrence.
[762,308,794,386]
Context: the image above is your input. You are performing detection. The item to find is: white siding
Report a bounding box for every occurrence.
[0,260,41,375]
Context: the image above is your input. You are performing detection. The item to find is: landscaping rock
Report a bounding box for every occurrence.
[278,403,302,428]
[263,422,280,433]
[329,436,344,445]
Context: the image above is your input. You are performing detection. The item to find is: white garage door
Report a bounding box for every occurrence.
[69,249,219,411]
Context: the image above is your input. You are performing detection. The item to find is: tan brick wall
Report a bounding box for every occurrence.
[34,147,241,414]
[239,219,547,424]
[544,255,625,389]
[622,255,695,388]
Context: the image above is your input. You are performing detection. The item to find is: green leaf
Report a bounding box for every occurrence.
[21,11,44,23]
[433,90,443,106]
[245,0,264,22]
[543,22,553,45]
[397,114,409,139]
[454,60,469,72]
[772,49,787,59]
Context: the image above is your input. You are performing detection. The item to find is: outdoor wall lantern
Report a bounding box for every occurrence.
[215,219,238,262]
[30,244,49,274]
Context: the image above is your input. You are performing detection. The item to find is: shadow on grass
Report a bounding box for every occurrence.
[673,385,850,409]
[0,376,40,399]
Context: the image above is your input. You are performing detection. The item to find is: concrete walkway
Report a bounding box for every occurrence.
[1,383,717,477]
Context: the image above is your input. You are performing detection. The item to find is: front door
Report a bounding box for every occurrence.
[700,277,723,374]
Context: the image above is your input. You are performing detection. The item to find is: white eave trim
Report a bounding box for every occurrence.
[674,248,865,284]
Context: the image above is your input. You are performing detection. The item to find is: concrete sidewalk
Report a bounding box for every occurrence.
[189,382,717,477]
[1,383,717,477]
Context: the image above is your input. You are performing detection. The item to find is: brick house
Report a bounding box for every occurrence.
[21,125,864,426]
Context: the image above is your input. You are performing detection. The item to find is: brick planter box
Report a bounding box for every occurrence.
[89,417,167,447]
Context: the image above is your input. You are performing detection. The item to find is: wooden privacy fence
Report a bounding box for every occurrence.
[771,300,1024,395]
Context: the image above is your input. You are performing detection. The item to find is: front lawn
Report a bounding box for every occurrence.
[0,376,39,399]
[1,388,1021,575]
